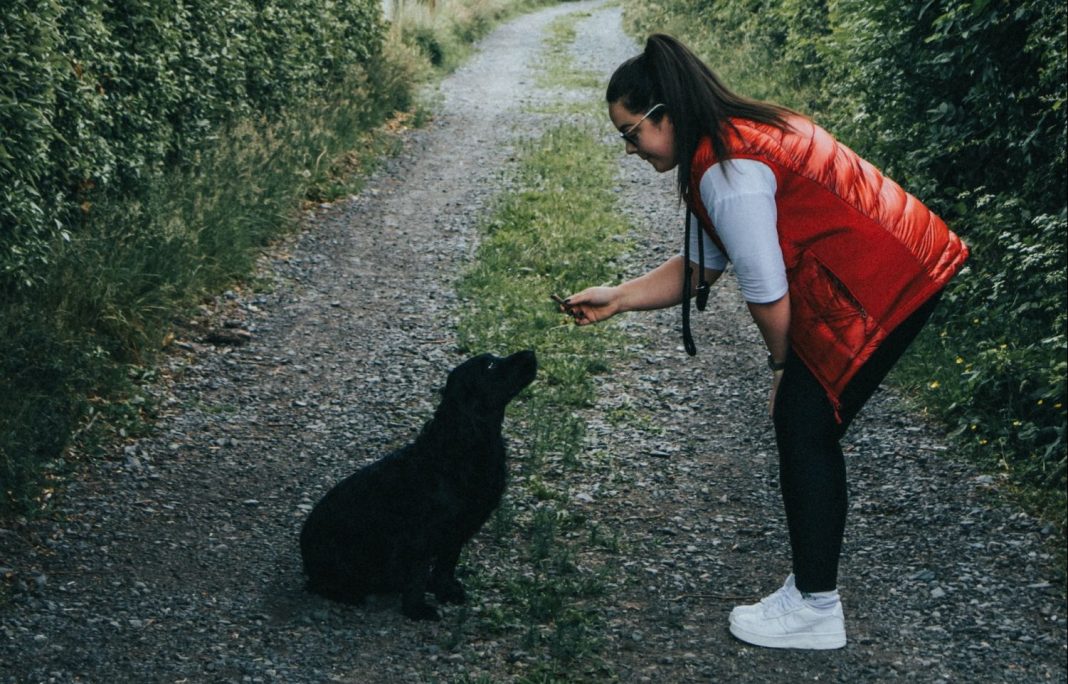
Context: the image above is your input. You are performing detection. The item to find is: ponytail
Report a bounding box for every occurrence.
[607,34,794,202]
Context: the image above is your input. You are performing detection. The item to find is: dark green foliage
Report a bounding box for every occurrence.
[1,312,100,510]
[625,0,1066,513]
[1,0,383,293]
[1,0,65,288]
[823,1,1065,210]
[1,0,387,513]
[404,24,453,66]
[814,2,1066,504]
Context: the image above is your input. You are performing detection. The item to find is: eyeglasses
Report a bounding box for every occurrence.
[619,103,665,146]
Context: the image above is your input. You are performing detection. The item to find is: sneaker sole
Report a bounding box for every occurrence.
[729,621,846,650]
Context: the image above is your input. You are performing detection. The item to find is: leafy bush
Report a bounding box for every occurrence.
[0,316,93,511]
[1,0,65,289]
[1,0,388,513]
[390,0,553,73]
[1,0,384,294]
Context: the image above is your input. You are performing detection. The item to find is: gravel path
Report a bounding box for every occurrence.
[2,3,1065,682]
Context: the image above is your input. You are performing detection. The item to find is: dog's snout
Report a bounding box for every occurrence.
[508,350,538,379]
[508,349,537,367]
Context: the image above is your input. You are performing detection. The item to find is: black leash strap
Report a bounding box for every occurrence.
[695,210,710,312]
[682,207,696,356]
[681,207,710,357]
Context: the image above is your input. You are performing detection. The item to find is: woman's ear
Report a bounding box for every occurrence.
[652,112,677,145]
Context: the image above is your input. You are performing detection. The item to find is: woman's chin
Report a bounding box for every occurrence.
[647,158,676,173]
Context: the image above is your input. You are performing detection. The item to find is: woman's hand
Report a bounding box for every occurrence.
[560,286,622,325]
[559,256,710,326]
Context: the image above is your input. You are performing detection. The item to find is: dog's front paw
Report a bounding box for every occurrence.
[402,600,441,621]
[431,577,466,605]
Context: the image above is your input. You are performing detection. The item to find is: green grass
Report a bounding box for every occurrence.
[537,13,605,91]
[391,0,560,75]
[444,10,638,675]
[889,331,1068,531]
[451,93,647,675]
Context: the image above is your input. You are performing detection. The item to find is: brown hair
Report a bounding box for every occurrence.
[606,34,794,201]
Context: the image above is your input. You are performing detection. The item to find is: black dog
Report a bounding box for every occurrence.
[299,350,537,620]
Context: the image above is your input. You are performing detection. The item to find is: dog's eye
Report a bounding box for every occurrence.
[486,361,497,371]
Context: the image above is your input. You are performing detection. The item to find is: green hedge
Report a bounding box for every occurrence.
[624,0,1067,511]
[1,0,389,512]
[1,0,383,293]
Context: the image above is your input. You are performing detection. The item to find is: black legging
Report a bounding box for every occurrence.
[772,292,942,593]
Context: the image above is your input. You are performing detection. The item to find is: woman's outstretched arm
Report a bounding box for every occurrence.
[564,255,721,325]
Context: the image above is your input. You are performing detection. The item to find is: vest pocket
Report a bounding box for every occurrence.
[788,252,877,387]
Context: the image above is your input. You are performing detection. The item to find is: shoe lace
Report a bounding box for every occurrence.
[758,575,796,609]
[759,584,804,617]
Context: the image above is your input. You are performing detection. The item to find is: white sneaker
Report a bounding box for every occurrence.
[729,573,796,622]
[729,580,847,650]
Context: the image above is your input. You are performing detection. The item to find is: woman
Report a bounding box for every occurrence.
[561,34,968,650]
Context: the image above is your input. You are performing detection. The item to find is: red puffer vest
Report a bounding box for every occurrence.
[688,115,969,414]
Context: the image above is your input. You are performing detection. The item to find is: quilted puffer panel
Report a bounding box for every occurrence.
[688,116,969,408]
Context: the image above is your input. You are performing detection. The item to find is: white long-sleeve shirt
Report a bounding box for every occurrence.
[684,158,788,304]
